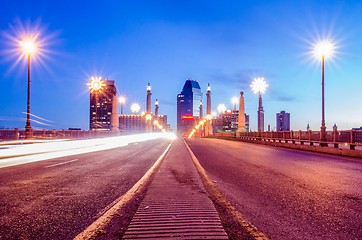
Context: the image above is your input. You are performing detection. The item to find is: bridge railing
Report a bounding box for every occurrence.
[213,129,362,150]
[0,128,117,142]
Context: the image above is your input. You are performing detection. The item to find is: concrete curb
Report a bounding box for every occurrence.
[183,139,269,240]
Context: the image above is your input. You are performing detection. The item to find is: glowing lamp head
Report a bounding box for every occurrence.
[20,39,37,55]
[250,77,268,94]
[314,40,334,59]
[145,114,152,121]
[231,97,238,105]
[206,83,211,92]
[119,96,126,104]
[146,83,151,91]
[131,103,140,113]
[153,120,159,125]
[155,99,159,106]
[217,104,227,114]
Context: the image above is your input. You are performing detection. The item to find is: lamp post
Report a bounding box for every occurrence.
[231,97,238,111]
[20,39,36,139]
[119,96,126,115]
[250,77,268,133]
[314,40,334,144]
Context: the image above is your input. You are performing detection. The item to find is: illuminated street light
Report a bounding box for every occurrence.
[131,103,141,113]
[145,114,152,121]
[217,104,227,114]
[20,37,37,139]
[231,97,238,110]
[250,77,268,94]
[314,40,335,144]
[250,77,268,132]
[119,96,126,115]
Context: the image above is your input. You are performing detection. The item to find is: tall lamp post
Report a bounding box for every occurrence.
[314,41,334,144]
[231,97,238,111]
[250,77,268,133]
[119,96,126,114]
[20,39,37,139]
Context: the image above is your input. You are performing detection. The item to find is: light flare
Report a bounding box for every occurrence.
[131,103,141,113]
[119,96,126,104]
[217,104,227,114]
[87,76,105,93]
[250,77,268,94]
[314,40,335,59]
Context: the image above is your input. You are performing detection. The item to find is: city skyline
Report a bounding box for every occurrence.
[1,1,362,131]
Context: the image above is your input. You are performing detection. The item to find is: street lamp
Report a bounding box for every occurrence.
[20,38,37,139]
[131,103,140,113]
[87,77,105,130]
[231,97,238,110]
[250,77,268,132]
[119,96,126,115]
[314,40,334,144]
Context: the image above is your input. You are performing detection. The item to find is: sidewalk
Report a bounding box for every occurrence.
[122,138,228,239]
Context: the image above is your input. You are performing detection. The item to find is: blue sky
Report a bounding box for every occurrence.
[1,0,362,131]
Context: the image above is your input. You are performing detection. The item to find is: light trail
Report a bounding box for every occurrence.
[0,132,176,168]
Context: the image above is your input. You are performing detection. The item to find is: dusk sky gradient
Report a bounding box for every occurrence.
[1,0,362,131]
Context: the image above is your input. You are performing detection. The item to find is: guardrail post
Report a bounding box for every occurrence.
[14,128,19,140]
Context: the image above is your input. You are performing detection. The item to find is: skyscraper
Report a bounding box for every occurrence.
[89,80,118,131]
[276,110,290,131]
[177,79,202,134]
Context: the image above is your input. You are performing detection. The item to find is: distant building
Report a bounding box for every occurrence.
[119,114,144,133]
[89,80,117,131]
[177,79,202,134]
[119,114,169,133]
[213,110,250,133]
[276,110,290,131]
[245,114,250,132]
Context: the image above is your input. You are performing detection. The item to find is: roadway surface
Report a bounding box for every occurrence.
[0,138,171,240]
[187,138,362,240]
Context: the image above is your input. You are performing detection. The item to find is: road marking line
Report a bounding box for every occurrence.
[74,140,173,240]
[44,159,79,168]
[183,139,269,240]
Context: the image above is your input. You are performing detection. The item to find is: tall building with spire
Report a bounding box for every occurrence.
[177,79,202,134]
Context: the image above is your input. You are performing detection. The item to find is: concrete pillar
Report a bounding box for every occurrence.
[205,84,213,136]
[237,91,245,133]
[199,101,203,119]
[111,95,119,133]
[146,83,153,133]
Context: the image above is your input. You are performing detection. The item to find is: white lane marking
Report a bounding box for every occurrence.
[44,159,79,168]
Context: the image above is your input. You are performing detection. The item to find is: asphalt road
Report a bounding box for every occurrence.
[0,138,171,240]
[187,138,362,240]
